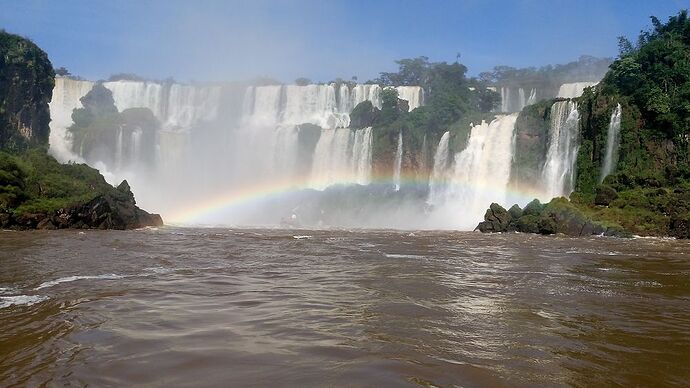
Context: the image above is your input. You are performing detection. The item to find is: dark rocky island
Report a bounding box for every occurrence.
[0,30,162,230]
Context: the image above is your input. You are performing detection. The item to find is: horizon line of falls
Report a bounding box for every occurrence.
[600,103,622,182]
[393,132,403,191]
[541,101,581,199]
[427,115,518,229]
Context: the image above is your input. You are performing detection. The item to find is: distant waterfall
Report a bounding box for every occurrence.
[541,101,580,198]
[104,81,166,118]
[600,103,622,182]
[115,127,124,170]
[48,77,95,162]
[427,131,451,204]
[309,127,373,189]
[394,86,424,112]
[557,82,597,98]
[500,87,509,112]
[499,86,537,112]
[131,130,142,165]
[242,84,423,128]
[429,115,518,228]
[393,132,403,190]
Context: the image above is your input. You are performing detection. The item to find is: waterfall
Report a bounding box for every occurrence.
[352,127,373,185]
[115,127,124,170]
[600,103,622,182]
[526,88,537,105]
[500,87,509,112]
[429,115,518,228]
[165,84,221,129]
[557,82,597,98]
[393,132,403,190]
[428,131,451,204]
[131,130,142,165]
[309,127,372,189]
[241,84,423,129]
[271,125,300,177]
[541,101,580,198]
[394,86,424,111]
[103,80,165,118]
[518,88,526,110]
[48,77,95,162]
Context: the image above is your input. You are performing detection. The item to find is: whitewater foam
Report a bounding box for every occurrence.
[35,274,125,290]
[0,295,48,309]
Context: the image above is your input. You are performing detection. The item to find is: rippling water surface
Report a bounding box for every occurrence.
[1,228,689,386]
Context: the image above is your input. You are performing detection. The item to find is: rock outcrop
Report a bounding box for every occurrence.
[1,180,163,230]
[476,198,630,237]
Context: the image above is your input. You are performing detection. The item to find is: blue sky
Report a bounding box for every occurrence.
[1,0,687,83]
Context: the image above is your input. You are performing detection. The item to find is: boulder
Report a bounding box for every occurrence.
[516,214,540,234]
[523,199,544,216]
[476,203,512,233]
[508,204,523,219]
[594,185,618,206]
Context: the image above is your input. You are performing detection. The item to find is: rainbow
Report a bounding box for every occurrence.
[165,172,546,225]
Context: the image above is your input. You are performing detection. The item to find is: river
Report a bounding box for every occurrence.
[1,228,689,386]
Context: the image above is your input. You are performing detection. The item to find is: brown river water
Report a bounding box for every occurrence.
[1,228,689,387]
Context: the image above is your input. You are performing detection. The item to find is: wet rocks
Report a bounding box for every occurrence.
[2,180,163,230]
[475,198,630,237]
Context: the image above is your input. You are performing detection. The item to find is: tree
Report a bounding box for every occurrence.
[294,77,311,86]
[55,66,71,76]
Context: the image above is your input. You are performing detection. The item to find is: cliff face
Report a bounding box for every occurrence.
[0,31,54,151]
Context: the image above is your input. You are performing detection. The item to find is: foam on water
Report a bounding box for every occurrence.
[35,274,125,290]
[0,295,48,309]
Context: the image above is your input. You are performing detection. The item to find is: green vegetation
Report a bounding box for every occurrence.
[492,11,690,238]
[362,56,499,175]
[569,10,690,238]
[0,149,113,216]
[0,30,55,152]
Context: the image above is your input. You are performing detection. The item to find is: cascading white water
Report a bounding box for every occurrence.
[500,87,509,112]
[165,84,221,129]
[115,127,124,170]
[541,101,580,199]
[352,127,373,185]
[427,131,451,204]
[394,86,424,111]
[527,88,537,105]
[429,115,518,229]
[499,86,535,112]
[131,130,142,165]
[600,103,622,182]
[104,81,166,118]
[309,127,372,189]
[557,82,597,98]
[243,84,423,129]
[48,77,95,162]
[393,132,403,190]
